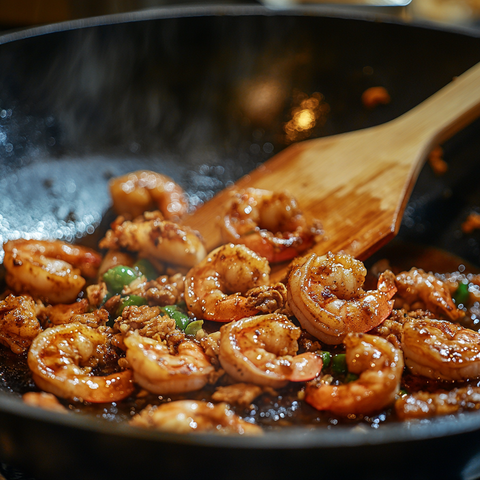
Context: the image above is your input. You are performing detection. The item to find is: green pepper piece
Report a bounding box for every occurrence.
[161,305,190,331]
[331,353,348,375]
[116,295,148,316]
[454,282,469,307]
[103,265,138,294]
[134,259,158,281]
[320,351,331,370]
[185,320,203,336]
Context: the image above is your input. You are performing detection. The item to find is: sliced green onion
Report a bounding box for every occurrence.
[134,259,158,281]
[185,320,203,336]
[103,265,138,294]
[453,282,469,307]
[331,353,348,375]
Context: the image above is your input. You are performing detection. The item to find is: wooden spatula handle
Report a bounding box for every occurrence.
[392,61,480,153]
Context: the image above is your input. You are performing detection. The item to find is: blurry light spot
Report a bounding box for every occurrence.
[5,143,13,153]
[48,137,56,147]
[240,78,286,126]
[249,144,261,155]
[284,91,330,144]
[263,142,274,154]
[129,142,140,153]
[252,129,264,141]
[363,66,374,75]
[295,109,315,130]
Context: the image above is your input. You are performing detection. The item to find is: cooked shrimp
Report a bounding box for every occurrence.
[221,188,321,263]
[287,252,397,345]
[0,294,42,354]
[124,332,214,394]
[109,170,188,221]
[3,239,102,304]
[395,268,464,321]
[28,323,134,403]
[184,243,287,322]
[23,392,67,413]
[401,318,480,381]
[219,313,322,388]
[98,249,135,277]
[99,211,206,268]
[305,333,404,416]
[130,400,262,435]
[395,386,480,420]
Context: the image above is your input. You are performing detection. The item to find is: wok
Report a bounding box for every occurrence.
[1,6,480,480]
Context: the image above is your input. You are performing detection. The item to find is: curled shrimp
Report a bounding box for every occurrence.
[109,170,188,221]
[0,294,42,354]
[218,313,322,388]
[99,211,206,268]
[220,188,321,263]
[124,332,214,394]
[402,318,480,381]
[184,243,287,322]
[130,400,262,435]
[287,252,397,345]
[395,385,480,420]
[305,333,404,416]
[28,323,134,403]
[3,239,101,304]
[395,268,464,321]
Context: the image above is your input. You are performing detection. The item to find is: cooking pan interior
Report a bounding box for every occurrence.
[1,7,480,480]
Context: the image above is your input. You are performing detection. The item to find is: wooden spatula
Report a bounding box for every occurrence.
[183,61,480,282]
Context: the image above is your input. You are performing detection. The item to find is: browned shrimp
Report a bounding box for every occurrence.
[109,170,188,221]
[184,243,286,322]
[220,188,321,263]
[3,239,101,304]
[287,252,396,344]
[305,333,403,416]
[28,323,134,403]
[218,314,322,388]
[395,268,464,321]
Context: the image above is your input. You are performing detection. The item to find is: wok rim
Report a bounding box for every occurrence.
[1,3,480,452]
[0,3,479,47]
[2,389,480,449]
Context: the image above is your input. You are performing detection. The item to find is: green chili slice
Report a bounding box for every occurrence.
[116,295,148,316]
[161,305,190,331]
[103,265,138,294]
[185,320,203,336]
[133,259,158,281]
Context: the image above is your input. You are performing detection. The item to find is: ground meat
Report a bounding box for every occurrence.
[115,305,176,342]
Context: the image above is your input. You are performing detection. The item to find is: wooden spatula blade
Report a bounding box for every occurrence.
[183,61,480,282]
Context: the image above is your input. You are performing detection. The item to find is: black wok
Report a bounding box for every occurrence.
[1,6,480,480]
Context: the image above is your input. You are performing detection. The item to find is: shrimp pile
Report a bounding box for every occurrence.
[2,171,480,435]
